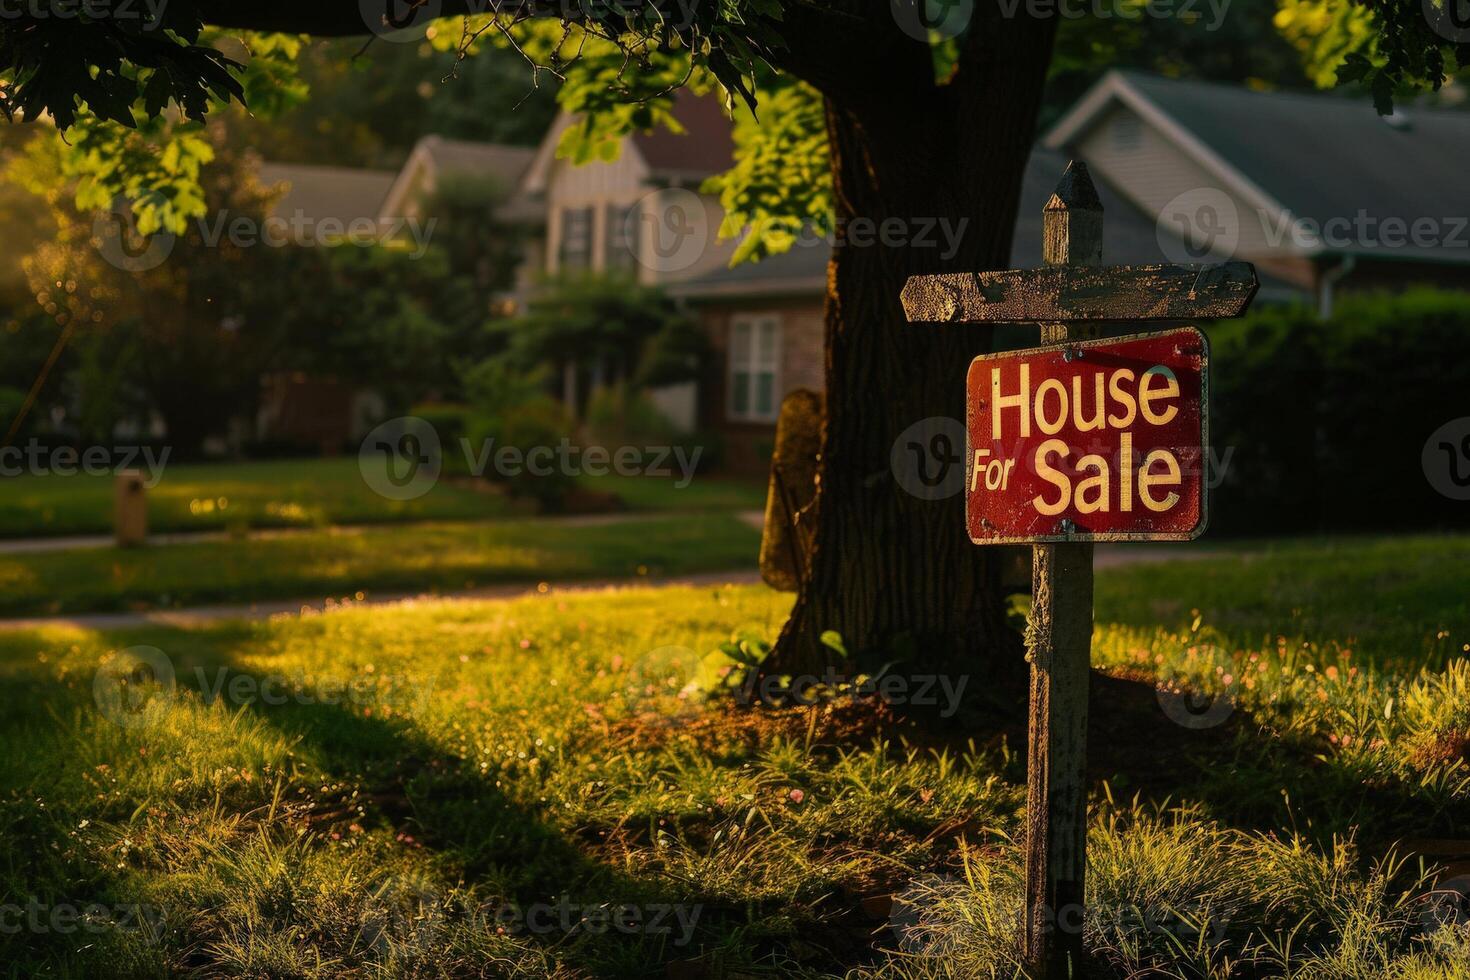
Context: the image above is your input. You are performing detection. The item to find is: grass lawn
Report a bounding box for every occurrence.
[1094,534,1470,673]
[1,535,1467,977]
[575,471,765,514]
[0,457,765,539]
[0,515,761,616]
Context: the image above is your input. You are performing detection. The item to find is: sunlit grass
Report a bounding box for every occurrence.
[0,514,760,615]
[0,457,765,539]
[0,536,1466,977]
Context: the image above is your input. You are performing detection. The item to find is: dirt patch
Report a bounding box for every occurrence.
[1408,731,1470,770]
[600,667,1241,801]
[600,694,919,754]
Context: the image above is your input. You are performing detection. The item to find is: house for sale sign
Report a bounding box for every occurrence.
[965,326,1209,544]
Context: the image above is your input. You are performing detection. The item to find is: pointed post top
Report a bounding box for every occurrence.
[1044,159,1103,214]
[1041,159,1103,334]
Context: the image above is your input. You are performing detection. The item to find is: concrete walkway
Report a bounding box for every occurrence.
[0,569,768,633]
[1094,543,1228,568]
[0,509,1229,633]
[0,510,718,556]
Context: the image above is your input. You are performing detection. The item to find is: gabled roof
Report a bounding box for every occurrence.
[520,90,735,196]
[669,147,1305,303]
[417,135,537,184]
[380,135,537,218]
[1046,70,1470,262]
[628,91,735,178]
[257,162,396,224]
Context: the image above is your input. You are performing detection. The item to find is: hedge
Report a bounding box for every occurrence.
[1207,289,1470,535]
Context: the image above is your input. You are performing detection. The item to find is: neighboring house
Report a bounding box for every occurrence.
[380,136,541,309]
[518,91,735,283]
[665,146,1290,472]
[379,135,538,221]
[252,161,398,453]
[1045,70,1470,315]
[515,91,737,426]
[667,72,1470,473]
[253,137,536,451]
[248,73,1470,469]
[256,161,398,228]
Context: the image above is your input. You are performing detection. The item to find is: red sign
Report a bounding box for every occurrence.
[965,327,1208,544]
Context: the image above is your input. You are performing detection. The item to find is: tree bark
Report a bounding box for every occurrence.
[769,10,1059,679]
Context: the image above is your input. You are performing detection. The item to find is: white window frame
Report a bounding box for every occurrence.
[727,313,781,423]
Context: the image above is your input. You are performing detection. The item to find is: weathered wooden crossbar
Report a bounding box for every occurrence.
[901,261,1258,324]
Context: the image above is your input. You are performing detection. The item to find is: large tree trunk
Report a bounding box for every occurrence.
[770,12,1059,682]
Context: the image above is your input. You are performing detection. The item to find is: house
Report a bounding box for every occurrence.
[514,91,737,426]
[1045,70,1470,315]
[252,72,1470,470]
[253,137,536,451]
[663,72,1470,472]
[517,92,736,284]
[664,145,1299,472]
[256,161,398,229]
[251,161,397,452]
[379,135,537,221]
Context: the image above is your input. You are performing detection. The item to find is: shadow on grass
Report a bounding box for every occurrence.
[3,610,1465,979]
[0,624,726,979]
[157,628,755,978]
[938,666,1470,848]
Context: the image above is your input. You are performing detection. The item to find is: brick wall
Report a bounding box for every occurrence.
[697,296,825,475]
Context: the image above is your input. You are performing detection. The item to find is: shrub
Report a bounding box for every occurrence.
[460,360,575,510]
[584,384,680,446]
[410,402,471,476]
[1209,289,1470,534]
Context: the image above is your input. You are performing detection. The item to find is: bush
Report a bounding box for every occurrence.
[1209,289,1470,534]
[460,360,575,510]
[584,385,680,446]
[464,400,575,510]
[409,402,471,475]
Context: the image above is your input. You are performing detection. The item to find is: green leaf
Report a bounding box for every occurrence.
[819,630,848,659]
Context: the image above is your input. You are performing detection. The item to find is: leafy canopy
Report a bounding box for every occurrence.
[2,1,1466,254]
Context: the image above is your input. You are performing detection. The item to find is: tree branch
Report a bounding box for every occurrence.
[199,0,572,35]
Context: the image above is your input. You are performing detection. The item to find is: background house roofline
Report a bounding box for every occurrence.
[1044,70,1299,251]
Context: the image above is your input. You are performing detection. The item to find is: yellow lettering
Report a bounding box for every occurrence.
[992,365,1030,441]
[1107,368,1137,428]
[969,449,990,492]
[1036,379,1068,435]
[1033,439,1071,516]
[1139,449,1182,512]
[1072,373,1106,432]
[1074,454,1109,514]
[1140,366,1180,426]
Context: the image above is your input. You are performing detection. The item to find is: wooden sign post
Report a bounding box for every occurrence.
[902,161,1256,978]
